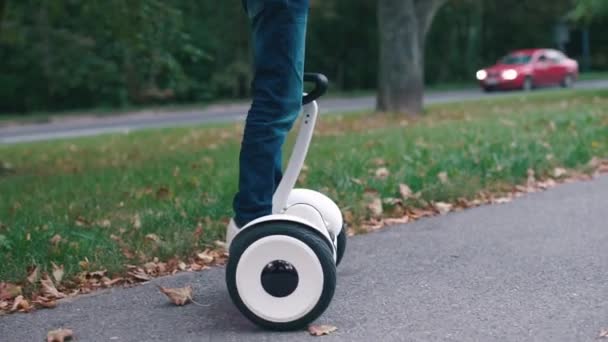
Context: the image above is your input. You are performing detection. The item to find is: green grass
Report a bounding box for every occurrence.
[1,88,607,284]
[579,70,608,81]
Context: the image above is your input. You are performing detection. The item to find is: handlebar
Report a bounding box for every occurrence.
[302,73,328,105]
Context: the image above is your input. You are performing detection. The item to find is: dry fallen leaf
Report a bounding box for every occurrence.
[159,286,193,306]
[437,171,449,184]
[10,295,32,312]
[0,300,8,310]
[41,275,66,299]
[50,234,62,246]
[374,167,390,180]
[399,183,413,200]
[553,167,567,178]
[27,266,40,284]
[47,328,73,342]
[132,214,142,229]
[196,250,215,264]
[52,262,65,283]
[308,324,338,336]
[145,233,161,244]
[366,197,383,217]
[434,202,453,215]
[383,216,410,225]
[599,328,608,339]
[0,283,22,300]
[33,297,57,309]
[128,268,151,281]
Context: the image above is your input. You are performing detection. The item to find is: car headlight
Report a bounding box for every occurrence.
[476,70,487,80]
[502,69,518,80]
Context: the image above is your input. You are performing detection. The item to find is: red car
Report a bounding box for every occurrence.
[476,48,579,92]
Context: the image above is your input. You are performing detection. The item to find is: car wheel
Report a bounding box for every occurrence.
[561,74,574,88]
[522,76,534,91]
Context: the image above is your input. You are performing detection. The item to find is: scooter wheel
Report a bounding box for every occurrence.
[336,225,347,266]
[226,221,336,331]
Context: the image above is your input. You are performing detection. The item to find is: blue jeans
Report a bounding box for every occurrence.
[233,0,309,227]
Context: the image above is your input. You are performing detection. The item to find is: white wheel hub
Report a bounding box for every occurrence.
[235,235,324,323]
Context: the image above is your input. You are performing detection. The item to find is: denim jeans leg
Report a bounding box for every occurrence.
[233,0,309,228]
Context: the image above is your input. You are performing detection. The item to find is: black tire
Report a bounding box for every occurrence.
[226,221,336,331]
[561,74,574,88]
[336,225,347,266]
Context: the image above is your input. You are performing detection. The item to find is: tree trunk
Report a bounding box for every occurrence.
[377,0,446,116]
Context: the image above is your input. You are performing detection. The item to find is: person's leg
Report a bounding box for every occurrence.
[233,0,309,228]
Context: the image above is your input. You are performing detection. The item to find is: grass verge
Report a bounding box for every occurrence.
[1,88,607,287]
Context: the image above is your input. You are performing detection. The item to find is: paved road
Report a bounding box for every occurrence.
[2,79,608,144]
[2,175,607,341]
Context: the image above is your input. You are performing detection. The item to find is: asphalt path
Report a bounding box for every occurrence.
[1,175,607,341]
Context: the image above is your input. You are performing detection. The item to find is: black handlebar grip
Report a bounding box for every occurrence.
[302,73,328,105]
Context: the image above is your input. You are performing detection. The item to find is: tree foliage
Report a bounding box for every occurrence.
[0,0,604,115]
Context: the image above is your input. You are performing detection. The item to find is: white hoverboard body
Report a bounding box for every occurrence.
[225,74,346,331]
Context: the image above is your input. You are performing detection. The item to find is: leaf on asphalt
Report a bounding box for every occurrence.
[553,167,567,178]
[384,216,410,225]
[0,282,22,300]
[492,197,512,204]
[434,202,453,215]
[41,275,66,299]
[399,183,413,200]
[10,295,32,312]
[32,297,57,309]
[437,171,449,184]
[52,262,65,283]
[159,285,193,306]
[308,324,337,336]
[599,328,608,339]
[27,266,40,284]
[50,234,63,246]
[0,300,8,310]
[178,261,187,271]
[102,277,123,287]
[47,328,73,342]
[374,167,390,180]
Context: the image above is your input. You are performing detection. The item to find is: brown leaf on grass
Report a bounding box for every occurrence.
[553,167,567,178]
[156,187,171,200]
[128,268,151,281]
[399,183,413,200]
[145,233,161,244]
[132,214,142,230]
[10,295,32,312]
[374,167,390,180]
[27,266,39,284]
[434,202,453,215]
[371,158,386,166]
[74,216,89,227]
[308,324,337,336]
[52,262,65,283]
[50,234,63,246]
[101,277,123,287]
[41,275,66,299]
[47,328,73,342]
[437,171,449,184]
[598,328,608,339]
[159,286,193,306]
[526,168,536,186]
[214,240,227,250]
[196,250,215,264]
[366,197,383,217]
[0,283,22,300]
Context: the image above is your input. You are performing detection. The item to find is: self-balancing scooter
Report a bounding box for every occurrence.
[225,73,347,331]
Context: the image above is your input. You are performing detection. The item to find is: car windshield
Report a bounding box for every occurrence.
[500,53,532,65]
